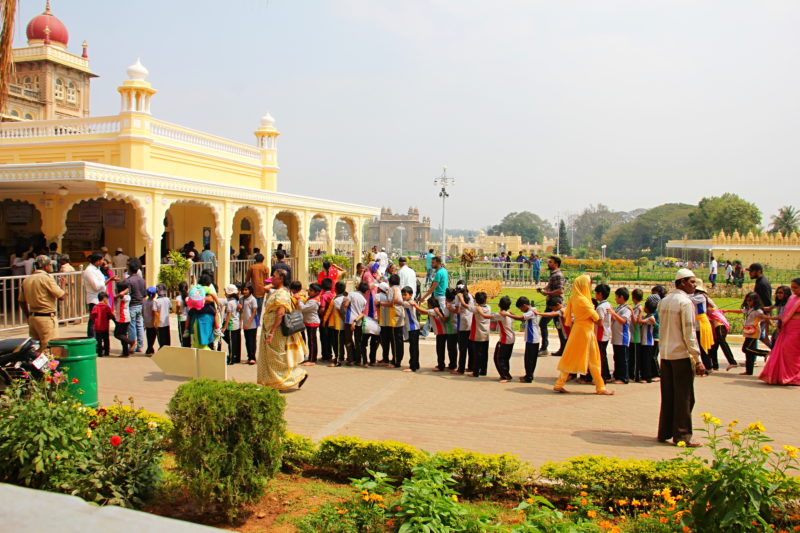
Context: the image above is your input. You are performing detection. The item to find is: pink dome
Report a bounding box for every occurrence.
[26,2,69,47]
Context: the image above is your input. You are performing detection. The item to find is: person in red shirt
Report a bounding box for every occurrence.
[89,292,115,357]
[318,278,335,361]
[317,260,347,286]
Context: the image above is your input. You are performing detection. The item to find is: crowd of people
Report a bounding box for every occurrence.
[16,240,800,406]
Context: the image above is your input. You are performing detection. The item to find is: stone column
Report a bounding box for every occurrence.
[218,201,233,286]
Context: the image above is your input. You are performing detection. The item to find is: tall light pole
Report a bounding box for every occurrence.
[434,166,455,262]
[397,225,405,257]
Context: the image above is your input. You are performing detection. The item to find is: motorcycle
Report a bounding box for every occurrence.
[0,338,49,392]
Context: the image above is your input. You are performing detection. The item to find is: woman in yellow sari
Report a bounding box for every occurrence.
[257,269,308,390]
[554,274,614,395]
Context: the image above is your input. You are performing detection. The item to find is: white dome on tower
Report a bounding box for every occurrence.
[260,112,275,128]
[126,58,149,81]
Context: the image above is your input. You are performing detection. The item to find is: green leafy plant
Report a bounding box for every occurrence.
[282,431,317,473]
[65,398,169,507]
[168,379,286,521]
[0,378,92,490]
[512,495,600,532]
[677,415,800,532]
[432,448,534,498]
[158,250,192,291]
[315,435,426,481]
[392,462,490,533]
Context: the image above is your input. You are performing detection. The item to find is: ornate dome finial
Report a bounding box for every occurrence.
[126,58,149,81]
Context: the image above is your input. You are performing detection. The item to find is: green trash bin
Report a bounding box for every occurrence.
[49,337,98,408]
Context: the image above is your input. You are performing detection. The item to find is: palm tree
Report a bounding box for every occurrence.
[0,0,18,113]
[769,205,800,235]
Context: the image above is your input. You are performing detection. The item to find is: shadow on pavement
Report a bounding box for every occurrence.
[571,429,663,448]
[143,372,190,383]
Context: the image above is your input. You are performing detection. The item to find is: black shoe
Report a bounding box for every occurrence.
[551,351,563,357]
[298,374,308,389]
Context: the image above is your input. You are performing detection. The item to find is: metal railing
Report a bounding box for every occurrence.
[1,271,87,332]
[459,262,541,287]
[230,259,254,284]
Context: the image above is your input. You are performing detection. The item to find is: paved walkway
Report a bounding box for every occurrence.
[4,322,797,466]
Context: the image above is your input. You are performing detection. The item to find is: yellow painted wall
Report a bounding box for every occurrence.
[712,248,800,270]
[166,204,218,256]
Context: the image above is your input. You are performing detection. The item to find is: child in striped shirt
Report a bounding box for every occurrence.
[492,296,516,383]
[401,286,421,372]
[459,291,492,377]
[510,296,541,383]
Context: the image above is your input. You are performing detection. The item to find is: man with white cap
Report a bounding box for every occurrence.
[111,248,130,269]
[657,268,705,447]
[375,247,389,277]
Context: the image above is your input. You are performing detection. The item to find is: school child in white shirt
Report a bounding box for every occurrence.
[509,296,541,383]
[222,284,242,365]
[492,296,516,383]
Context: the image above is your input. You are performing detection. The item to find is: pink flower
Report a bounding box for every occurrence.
[52,372,65,385]
[47,359,59,370]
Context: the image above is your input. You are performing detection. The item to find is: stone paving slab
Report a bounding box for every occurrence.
[4,322,797,466]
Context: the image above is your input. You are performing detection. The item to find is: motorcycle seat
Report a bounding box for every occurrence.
[0,338,30,355]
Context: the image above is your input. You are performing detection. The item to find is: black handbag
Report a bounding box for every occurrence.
[281,305,305,336]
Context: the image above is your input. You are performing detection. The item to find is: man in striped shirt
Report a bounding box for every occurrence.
[657,269,705,447]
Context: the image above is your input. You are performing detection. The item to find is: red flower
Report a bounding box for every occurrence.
[110,435,122,446]
[71,378,79,384]
[88,420,98,429]
[97,408,107,417]
[124,427,134,434]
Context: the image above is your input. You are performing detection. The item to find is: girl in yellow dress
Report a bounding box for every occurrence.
[553,274,615,395]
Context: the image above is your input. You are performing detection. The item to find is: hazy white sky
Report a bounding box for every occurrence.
[15,1,799,229]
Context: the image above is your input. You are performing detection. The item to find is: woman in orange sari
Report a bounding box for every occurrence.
[553,274,615,395]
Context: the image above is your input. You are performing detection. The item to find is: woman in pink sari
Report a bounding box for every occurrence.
[760,278,800,385]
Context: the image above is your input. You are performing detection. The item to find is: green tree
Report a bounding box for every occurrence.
[688,193,762,238]
[489,211,554,244]
[571,204,630,249]
[604,203,696,258]
[558,219,571,256]
[769,205,799,235]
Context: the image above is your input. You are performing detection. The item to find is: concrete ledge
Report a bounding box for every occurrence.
[0,483,220,532]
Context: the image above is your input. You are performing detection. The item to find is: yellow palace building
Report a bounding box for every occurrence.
[0,3,378,288]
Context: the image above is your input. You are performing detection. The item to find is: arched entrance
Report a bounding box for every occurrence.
[62,198,141,264]
[232,206,263,259]
[273,210,301,258]
[309,213,330,255]
[0,200,44,271]
[162,200,219,261]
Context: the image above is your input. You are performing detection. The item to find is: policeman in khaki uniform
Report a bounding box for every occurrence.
[19,255,67,349]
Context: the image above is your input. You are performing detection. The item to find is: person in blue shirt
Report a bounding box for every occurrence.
[424,248,434,285]
[421,255,449,309]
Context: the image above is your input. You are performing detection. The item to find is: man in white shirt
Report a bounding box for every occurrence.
[657,268,705,448]
[397,257,417,298]
[709,255,718,288]
[82,252,107,338]
[375,247,389,277]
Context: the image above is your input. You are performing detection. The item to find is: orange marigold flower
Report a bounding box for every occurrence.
[587,510,597,518]
[580,498,588,506]
[683,527,691,532]
[580,491,588,497]
[660,517,669,523]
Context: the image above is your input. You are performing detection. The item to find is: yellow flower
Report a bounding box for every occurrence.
[710,417,722,426]
[337,509,348,515]
[729,419,739,427]
[610,527,621,533]
[762,445,773,454]
[631,499,641,507]
[526,498,534,504]
[783,445,799,459]
[85,428,92,439]
[451,495,458,502]
[147,421,158,430]
[587,510,597,518]
[747,421,766,433]
[362,496,369,502]
[617,499,628,506]
[677,441,686,447]
[700,412,711,422]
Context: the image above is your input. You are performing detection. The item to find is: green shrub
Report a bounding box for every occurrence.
[0,380,93,490]
[308,254,352,276]
[168,379,286,520]
[0,375,168,508]
[282,431,317,473]
[315,435,426,480]
[539,455,696,503]
[432,448,534,498]
[158,250,192,291]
